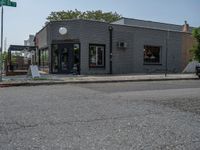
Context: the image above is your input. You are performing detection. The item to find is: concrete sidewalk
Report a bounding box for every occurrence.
[0,73,199,87]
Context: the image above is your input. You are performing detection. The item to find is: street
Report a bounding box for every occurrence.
[0,80,200,149]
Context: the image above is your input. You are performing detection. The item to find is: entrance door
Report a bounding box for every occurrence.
[51,43,80,74]
[59,43,74,73]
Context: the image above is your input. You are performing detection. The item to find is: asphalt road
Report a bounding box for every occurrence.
[0,80,200,150]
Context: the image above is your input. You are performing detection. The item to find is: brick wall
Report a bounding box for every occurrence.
[36,19,195,75]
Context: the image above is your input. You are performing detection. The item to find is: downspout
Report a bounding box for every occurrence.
[38,49,41,68]
[109,26,113,74]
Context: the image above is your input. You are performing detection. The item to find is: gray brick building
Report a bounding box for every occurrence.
[35,18,195,75]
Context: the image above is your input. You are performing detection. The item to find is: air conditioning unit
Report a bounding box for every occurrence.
[117,42,127,49]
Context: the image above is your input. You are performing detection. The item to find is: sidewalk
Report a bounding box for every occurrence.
[0,73,199,87]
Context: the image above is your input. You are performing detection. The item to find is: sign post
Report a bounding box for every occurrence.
[0,0,16,82]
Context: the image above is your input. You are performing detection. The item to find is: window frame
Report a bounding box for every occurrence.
[39,48,49,72]
[143,45,162,65]
[89,44,106,68]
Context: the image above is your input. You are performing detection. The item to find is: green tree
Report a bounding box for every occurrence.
[46,9,122,23]
[0,51,21,64]
[0,51,8,62]
[190,27,200,62]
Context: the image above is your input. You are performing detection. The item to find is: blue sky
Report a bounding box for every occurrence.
[3,0,200,48]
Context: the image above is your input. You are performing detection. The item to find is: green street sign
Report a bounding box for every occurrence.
[0,0,17,7]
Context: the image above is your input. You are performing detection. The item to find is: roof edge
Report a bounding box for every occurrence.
[115,17,196,29]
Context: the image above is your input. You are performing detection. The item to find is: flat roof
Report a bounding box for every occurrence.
[112,17,195,32]
[8,45,36,52]
[36,18,194,36]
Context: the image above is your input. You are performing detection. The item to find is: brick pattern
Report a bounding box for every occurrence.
[36,19,195,75]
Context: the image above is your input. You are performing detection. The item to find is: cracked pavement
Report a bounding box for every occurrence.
[0,80,200,149]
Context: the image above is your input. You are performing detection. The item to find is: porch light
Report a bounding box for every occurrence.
[59,27,67,35]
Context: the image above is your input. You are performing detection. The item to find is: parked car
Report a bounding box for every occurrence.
[196,65,200,78]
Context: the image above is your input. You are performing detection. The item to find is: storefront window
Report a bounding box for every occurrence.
[89,44,105,68]
[144,45,161,64]
[52,44,59,73]
[40,48,49,72]
[73,44,80,73]
[74,44,80,65]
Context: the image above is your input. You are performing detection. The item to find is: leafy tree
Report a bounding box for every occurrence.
[46,9,122,23]
[0,51,21,64]
[190,27,200,62]
[0,52,8,72]
[0,51,8,62]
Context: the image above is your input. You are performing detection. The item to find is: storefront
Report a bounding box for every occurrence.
[35,18,194,75]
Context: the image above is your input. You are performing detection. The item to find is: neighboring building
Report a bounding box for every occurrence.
[35,18,195,75]
[24,35,35,46]
[23,35,36,65]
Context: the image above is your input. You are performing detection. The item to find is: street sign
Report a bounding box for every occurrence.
[0,0,17,7]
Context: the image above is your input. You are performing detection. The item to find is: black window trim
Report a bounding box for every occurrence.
[89,43,106,69]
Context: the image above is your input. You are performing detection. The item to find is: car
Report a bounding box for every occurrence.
[196,66,200,78]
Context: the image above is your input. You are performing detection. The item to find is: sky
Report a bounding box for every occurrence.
[3,0,200,49]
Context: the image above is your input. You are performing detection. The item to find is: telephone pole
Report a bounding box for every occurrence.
[0,4,3,81]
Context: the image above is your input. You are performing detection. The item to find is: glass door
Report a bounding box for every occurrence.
[51,43,80,74]
[60,44,73,73]
[52,44,59,73]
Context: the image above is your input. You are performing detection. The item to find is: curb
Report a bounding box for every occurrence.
[0,77,199,88]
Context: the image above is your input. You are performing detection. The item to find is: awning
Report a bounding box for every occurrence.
[8,45,36,52]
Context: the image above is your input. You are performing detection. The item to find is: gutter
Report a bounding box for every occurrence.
[109,26,113,74]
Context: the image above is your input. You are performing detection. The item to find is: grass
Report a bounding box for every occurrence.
[32,77,49,81]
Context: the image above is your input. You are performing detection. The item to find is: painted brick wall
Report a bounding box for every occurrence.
[48,20,110,74]
[78,20,110,74]
[36,27,48,49]
[111,24,192,74]
[37,19,194,75]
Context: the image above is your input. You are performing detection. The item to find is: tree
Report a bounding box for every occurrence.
[0,51,8,63]
[190,27,200,62]
[0,51,21,64]
[46,9,122,23]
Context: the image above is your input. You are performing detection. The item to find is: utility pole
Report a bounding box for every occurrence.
[0,0,17,82]
[0,4,3,81]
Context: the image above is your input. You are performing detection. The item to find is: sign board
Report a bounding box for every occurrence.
[27,65,41,78]
[0,0,17,7]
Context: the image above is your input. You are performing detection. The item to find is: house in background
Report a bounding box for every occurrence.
[24,35,35,46]
[35,18,195,75]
